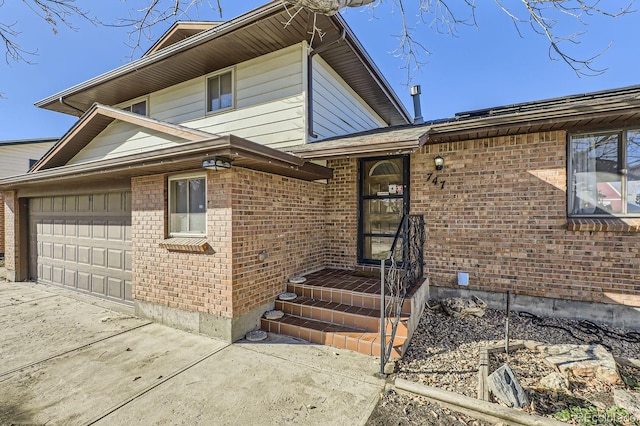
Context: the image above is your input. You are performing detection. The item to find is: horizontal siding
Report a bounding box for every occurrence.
[311,55,385,140]
[67,122,185,164]
[0,143,55,177]
[68,44,306,165]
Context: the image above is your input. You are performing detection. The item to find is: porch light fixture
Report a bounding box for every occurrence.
[434,155,444,171]
[202,157,232,171]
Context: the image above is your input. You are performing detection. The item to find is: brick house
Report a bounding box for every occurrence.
[2,2,639,351]
[0,138,57,257]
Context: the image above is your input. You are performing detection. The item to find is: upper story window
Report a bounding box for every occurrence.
[207,69,233,113]
[121,98,148,116]
[168,173,207,237]
[568,129,640,217]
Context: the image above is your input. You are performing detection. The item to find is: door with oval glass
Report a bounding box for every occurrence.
[359,156,409,263]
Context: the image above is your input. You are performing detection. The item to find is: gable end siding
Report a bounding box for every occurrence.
[311,55,386,140]
[68,45,306,166]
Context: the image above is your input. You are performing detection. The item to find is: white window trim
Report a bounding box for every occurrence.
[205,67,235,115]
[117,95,150,116]
[168,172,207,238]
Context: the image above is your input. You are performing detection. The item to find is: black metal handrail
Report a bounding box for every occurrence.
[379,214,425,375]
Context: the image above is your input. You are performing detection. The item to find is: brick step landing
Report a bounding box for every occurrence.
[259,268,429,359]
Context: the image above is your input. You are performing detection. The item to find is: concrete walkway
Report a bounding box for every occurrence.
[0,280,384,425]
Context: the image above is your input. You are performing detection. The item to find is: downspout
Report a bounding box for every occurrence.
[59,96,85,116]
[307,30,346,139]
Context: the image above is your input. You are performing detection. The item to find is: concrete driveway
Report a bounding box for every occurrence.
[0,280,384,425]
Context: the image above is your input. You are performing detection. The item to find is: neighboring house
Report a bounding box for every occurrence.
[1,1,639,350]
[0,138,57,257]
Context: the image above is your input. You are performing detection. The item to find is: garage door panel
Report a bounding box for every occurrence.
[124,281,132,301]
[125,251,132,272]
[78,272,90,291]
[78,246,91,264]
[65,245,77,262]
[41,242,52,258]
[78,220,91,238]
[53,244,64,260]
[93,221,106,239]
[108,221,123,240]
[91,275,106,295]
[65,220,77,237]
[64,270,76,287]
[53,196,64,212]
[108,278,123,299]
[52,266,63,285]
[107,249,123,269]
[42,264,52,281]
[93,248,106,267]
[29,192,132,305]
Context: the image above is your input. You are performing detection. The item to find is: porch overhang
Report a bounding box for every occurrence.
[287,125,429,159]
[0,135,333,191]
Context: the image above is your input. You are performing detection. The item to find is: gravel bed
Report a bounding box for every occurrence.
[367,304,640,425]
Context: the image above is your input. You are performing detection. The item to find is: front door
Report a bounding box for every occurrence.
[358,156,409,264]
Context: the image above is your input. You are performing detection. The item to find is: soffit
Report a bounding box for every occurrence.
[35,2,410,126]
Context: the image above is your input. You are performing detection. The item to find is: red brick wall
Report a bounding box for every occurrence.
[0,191,4,255]
[132,168,327,318]
[131,172,234,318]
[231,169,327,315]
[412,131,640,307]
[325,158,358,268]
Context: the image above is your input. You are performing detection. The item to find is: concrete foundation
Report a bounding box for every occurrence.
[429,286,640,331]
[135,300,275,342]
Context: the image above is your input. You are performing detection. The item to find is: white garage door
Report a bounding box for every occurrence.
[29,192,133,304]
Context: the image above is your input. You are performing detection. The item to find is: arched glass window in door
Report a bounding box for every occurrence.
[359,156,409,263]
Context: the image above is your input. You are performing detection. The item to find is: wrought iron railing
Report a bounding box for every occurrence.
[379,214,425,375]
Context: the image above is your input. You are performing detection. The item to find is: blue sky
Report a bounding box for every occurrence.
[0,1,638,140]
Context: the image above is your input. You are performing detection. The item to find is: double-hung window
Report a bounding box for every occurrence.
[168,174,207,237]
[568,129,640,217]
[207,70,233,113]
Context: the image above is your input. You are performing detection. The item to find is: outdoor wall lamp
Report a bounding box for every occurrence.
[434,155,444,171]
[202,157,233,171]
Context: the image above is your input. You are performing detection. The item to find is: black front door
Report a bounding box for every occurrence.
[358,156,409,264]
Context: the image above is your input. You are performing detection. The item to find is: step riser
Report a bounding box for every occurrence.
[261,318,403,358]
[275,300,408,336]
[288,283,411,314]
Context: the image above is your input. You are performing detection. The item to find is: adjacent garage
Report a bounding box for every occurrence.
[28,191,133,304]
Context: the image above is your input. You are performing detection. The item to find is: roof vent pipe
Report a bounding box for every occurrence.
[411,85,424,124]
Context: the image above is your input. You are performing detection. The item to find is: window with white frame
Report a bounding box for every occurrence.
[121,98,148,116]
[568,129,640,217]
[206,70,233,113]
[168,174,207,236]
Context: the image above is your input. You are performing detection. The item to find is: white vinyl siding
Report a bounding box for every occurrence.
[67,122,185,165]
[311,55,385,140]
[68,44,306,165]
[0,142,55,178]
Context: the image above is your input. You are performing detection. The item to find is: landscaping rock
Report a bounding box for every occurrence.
[278,292,298,301]
[543,344,622,385]
[539,372,569,391]
[614,389,640,420]
[487,364,529,408]
[440,296,487,318]
[264,310,285,320]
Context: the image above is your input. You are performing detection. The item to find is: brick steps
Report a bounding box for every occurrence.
[275,297,409,337]
[259,268,428,359]
[261,313,406,358]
